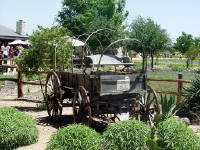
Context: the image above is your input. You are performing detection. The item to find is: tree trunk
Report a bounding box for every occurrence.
[142,52,145,72]
[151,53,154,69]
[186,59,190,69]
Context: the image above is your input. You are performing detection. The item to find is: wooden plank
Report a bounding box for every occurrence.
[100,73,146,96]
[147,78,191,83]
[177,73,183,105]
[22,81,45,86]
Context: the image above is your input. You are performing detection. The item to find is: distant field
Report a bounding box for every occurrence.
[157,58,200,63]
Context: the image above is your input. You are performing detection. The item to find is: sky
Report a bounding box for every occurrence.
[1,0,200,41]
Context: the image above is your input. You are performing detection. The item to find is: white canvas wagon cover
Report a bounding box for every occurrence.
[85,54,133,66]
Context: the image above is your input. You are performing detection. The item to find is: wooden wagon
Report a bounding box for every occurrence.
[45,54,161,126]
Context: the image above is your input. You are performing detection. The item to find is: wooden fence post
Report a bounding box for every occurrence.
[17,71,23,98]
[177,73,183,105]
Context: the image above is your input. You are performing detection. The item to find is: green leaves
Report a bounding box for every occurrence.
[179,77,200,120]
[174,32,200,68]
[128,17,171,54]
[47,124,101,150]
[16,26,72,76]
[174,32,194,54]
[156,118,200,150]
[185,44,200,61]
[160,94,182,121]
[0,107,39,150]
[102,119,151,150]
[57,0,128,52]
[128,16,171,69]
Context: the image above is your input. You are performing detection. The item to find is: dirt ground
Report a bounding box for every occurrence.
[0,85,199,150]
[0,95,76,150]
[0,84,76,150]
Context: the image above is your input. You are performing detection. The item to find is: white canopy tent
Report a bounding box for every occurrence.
[8,40,30,45]
[65,36,85,47]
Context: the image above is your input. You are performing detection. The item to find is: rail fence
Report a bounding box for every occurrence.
[0,63,191,104]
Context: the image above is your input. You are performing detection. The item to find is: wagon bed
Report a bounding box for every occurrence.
[58,71,146,96]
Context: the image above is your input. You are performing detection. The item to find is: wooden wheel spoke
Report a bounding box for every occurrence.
[73,86,92,127]
[147,97,155,109]
[45,72,63,121]
[47,84,53,91]
[48,102,53,111]
[47,87,54,96]
[49,76,54,89]
[146,92,151,104]
[47,82,53,90]
[78,92,82,104]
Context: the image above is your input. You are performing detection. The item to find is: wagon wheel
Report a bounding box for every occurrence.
[45,72,63,121]
[73,86,92,127]
[138,85,161,126]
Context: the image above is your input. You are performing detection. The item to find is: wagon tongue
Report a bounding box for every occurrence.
[116,112,130,121]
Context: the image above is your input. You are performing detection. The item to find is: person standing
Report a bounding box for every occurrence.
[9,47,14,58]
[14,46,19,56]
[9,46,14,71]
[1,43,5,52]
[6,45,10,52]
[3,47,8,64]
[3,45,9,72]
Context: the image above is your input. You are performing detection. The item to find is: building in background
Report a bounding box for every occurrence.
[0,20,28,45]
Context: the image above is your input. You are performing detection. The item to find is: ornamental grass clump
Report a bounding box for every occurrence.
[47,124,101,150]
[102,119,151,150]
[178,77,200,120]
[156,117,200,150]
[0,107,39,150]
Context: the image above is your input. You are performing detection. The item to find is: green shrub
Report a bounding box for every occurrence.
[47,124,101,150]
[102,119,151,150]
[156,117,200,150]
[171,64,185,72]
[178,77,200,120]
[154,94,183,124]
[0,107,39,150]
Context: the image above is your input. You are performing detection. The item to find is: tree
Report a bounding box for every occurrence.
[174,32,194,54]
[194,37,200,47]
[57,0,128,52]
[16,26,72,76]
[174,32,194,68]
[194,37,200,66]
[185,45,200,67]
[174,32,193,54]
[128,17,171,69]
